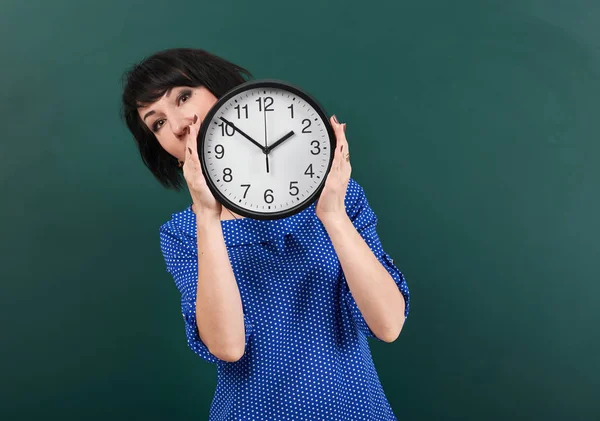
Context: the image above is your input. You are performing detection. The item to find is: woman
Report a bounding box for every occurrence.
[121,48,410,420]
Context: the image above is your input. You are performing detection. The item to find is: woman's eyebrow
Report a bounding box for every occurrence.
[143,110,155,122]
[142,88,176,121]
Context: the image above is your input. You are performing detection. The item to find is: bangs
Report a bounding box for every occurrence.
[123,62,198,109]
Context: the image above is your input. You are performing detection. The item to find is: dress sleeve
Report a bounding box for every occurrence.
[340,178,410,342]
[159,222,255,364]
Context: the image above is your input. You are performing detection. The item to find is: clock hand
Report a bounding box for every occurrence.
[264,105,269,174]
[265,150,269,173]
[266,130,295,154]
[219,117,266,153]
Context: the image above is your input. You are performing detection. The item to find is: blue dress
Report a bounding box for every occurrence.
[159,177,411,420]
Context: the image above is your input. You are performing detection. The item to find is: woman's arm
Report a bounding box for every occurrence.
[195,213,247,362]
[322,214,406,343]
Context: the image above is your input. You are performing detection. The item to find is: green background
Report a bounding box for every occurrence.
[1,0,598,419]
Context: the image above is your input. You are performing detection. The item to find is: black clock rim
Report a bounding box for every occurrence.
[197,79,337,221]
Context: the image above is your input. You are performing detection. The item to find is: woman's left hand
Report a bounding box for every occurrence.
[315,115,352,223]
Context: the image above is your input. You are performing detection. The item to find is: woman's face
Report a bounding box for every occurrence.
[137,86,217,162]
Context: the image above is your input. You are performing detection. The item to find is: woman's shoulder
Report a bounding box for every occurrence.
[159,204,197,253]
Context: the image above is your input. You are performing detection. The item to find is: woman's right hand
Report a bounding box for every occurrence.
[183,116,222,219]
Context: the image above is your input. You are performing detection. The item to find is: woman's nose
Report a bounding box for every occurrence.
[171,115,194,137]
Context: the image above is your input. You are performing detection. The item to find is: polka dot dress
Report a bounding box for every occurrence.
[159,177,410,420]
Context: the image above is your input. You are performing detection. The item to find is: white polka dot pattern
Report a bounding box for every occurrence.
[159,177,410,420]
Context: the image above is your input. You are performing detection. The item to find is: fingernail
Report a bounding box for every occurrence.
[332,115,339,124]
[342,123,346,133]
[193,115,198,124]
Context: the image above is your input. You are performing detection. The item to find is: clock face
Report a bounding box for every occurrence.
[198,80,336,220]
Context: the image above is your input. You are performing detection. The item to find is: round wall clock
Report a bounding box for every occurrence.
[198,79,336,220]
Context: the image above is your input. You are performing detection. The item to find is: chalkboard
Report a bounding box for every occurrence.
[1,0,599,419]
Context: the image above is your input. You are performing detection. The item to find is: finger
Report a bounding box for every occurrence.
[185,123,200,162]
[333,135,343,173]
[333,123,347,169]
[329,116,341,166]
[331,114,347,141]
[184,124,193,155]
[337,122,347,147]
[191,116,201,156]
[342,124,349,163]
[190,126,200,160]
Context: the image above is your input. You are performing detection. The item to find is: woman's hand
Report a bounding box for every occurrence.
[315,115,351,223]
[183,115,222,219]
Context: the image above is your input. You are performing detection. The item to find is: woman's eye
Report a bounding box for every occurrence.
[153,119,165,132]
[179,92,191,104]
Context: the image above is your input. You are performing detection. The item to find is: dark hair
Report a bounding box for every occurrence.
[121,48,252,191]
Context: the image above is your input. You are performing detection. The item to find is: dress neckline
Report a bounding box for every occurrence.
[179,203,316,247]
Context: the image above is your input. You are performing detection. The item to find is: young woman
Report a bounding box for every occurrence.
[121,48,410,420]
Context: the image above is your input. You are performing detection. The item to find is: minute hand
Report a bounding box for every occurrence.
[266,130,295,154]
[219,117,266,153]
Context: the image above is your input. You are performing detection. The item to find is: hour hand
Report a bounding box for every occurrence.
[266,130,295,154]
[219,117,266,153]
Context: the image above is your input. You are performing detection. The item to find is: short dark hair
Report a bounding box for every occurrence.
[121,48,252,191]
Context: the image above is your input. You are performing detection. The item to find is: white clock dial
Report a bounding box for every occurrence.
[199,82,335,219]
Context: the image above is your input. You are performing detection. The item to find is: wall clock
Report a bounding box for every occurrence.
[198,79,336,220]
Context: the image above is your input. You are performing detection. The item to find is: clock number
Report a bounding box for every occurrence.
[289,181,299,196]
[215,144,224,159]
[241,184,251,199]
[256,96,274,112]
[264,189,274,204]
[235,104,248,119]
[304,164,314,178]
[288,104,294,118]
[310,140,321,155]
[223,168,233,182]
[218,122,235,137]
[302,119,312,133]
